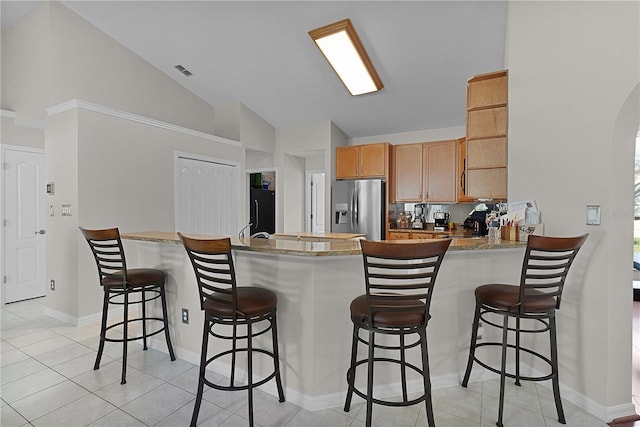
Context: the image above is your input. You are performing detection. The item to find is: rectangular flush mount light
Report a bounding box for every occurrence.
[309,18,383,96]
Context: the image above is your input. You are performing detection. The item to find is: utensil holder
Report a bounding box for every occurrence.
[500,225,519,241]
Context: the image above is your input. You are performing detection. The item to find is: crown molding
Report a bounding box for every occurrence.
[46,99,240,147]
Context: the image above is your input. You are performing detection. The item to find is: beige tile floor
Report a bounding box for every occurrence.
[1,297,608,426]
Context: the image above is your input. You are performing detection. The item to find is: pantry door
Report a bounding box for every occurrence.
[175,154,239,236]
[3,147,46,303]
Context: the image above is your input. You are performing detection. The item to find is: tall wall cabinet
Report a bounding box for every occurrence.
[465,70,508,199]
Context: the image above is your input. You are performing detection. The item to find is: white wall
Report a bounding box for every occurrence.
[505,0,639,415]
[275,121,332,232]
[0,116,44,148]
[4,2,217,134]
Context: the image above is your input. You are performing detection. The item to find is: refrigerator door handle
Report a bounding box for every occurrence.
[254,200,259,229]
[353,187,358,228]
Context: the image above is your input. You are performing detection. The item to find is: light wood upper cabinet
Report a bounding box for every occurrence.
[393,143,423,201]
[466,70,508,200]
[392,140,457,203]
[336,142,389,179]
[423,140,457,202]
[467,72,507,110]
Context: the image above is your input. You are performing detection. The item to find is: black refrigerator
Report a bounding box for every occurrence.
[250,188,275,235]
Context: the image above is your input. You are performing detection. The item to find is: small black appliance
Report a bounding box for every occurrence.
[463,204,494,236]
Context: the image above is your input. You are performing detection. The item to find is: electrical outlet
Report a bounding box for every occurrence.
[181,308,189,324]
[50,279,55,291]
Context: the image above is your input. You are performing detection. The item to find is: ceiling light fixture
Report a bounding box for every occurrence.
[309,18,383,96]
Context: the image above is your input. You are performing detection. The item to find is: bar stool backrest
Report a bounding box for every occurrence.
[519,234,589,311]
[360,239,451,327]
[178,234,238,314]
[80,227,127,286]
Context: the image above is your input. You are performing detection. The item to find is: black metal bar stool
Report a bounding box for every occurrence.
[343,239,451,427]
[80,227,176,385]
[178,234,285,427]
[461,234,588,427]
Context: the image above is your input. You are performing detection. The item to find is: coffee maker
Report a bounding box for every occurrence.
[433,211,450,231]
[463,204,494,236]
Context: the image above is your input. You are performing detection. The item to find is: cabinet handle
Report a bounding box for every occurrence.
[461,159,466,195]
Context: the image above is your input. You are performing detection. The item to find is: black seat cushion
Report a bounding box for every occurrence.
[101,268,165,288]
[350,294,426,328]
[475,284,556,312]
[204,286,277,317]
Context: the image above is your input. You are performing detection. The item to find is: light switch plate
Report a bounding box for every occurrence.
[586,205,600,225]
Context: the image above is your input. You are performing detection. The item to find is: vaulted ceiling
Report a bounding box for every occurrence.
[1,1,507,138]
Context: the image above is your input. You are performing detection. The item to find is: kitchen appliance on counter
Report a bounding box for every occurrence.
[463,204,494,236]
[413,203,427,229]
[332,179,385,240]
[433,211,450,231]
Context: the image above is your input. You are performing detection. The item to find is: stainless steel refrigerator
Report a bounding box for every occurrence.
[331,179,385,240]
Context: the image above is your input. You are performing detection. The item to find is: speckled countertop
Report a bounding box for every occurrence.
[121,231,527,257]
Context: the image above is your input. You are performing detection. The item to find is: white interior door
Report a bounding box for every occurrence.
[3,148,46,303]
[306,171,325,233]
[175,155,239,236]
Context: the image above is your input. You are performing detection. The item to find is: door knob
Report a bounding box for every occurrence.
[36,229,46,235]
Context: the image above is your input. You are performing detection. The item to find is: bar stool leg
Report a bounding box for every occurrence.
[497,314,509,427]
[365,330,375,427]
[160,285,176,361]
[419,329,435,427]
[270,313,285,402]
[247,321,254,427]
[400,333,408,402]
[462,304,482,387]
[190,316,210,427]
[94,291,109,371]
[230,324,238,386]
[344,323,359,412]
[121,290,129,385]
[515,317,521,386]
[141,289,148,351]
[549,316,566,424]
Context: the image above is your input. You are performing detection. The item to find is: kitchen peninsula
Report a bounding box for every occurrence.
[121,231,527,411]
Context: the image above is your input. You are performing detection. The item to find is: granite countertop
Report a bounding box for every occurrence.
[121,231,527,257]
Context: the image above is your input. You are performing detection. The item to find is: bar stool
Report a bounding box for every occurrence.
[461,234,588,427]
[344,239,451,427]
[80,227,176,385]
[178,234,285,427]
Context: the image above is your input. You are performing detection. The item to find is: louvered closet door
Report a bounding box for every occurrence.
[176,157,239,236]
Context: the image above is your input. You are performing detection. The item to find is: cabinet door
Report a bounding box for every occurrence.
[467,107,507,139]
[467,137,507,169]
[360,143,388,177]
[336,146,359,179]
[388,231,409,240]
[424,140,457,203]
[467,168,507,199]
[457,138,475,202]
[393,143,423,202]
[467,72,508,109]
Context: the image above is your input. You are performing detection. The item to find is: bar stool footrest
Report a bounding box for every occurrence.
[472,341,555,382]
[346,356,427,407]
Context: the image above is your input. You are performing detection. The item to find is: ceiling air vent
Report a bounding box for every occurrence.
[174,65,193,77]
